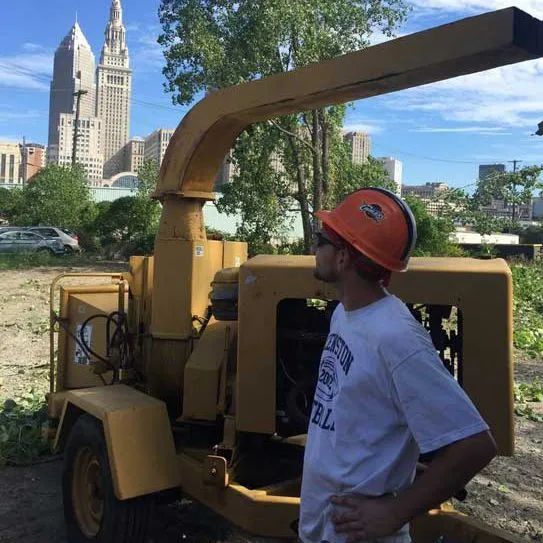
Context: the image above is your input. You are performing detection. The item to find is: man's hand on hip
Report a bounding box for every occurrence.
[331,494,407,542]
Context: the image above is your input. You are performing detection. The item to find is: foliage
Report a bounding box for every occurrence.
[515,379,543,403]
[330,154,397,206]
[11,164,95,230]
[511,263,543,357]
[474,165,543,225]
[93,160,161,257]
[216,124,295,252]
[515,225,543,245]
[206,227,235,241]
[403,196,460,257]
[0,187,23,223]
[514,379,543,423]
[0,253,99,271]
[159,0,409,252]
[0,390,49,467]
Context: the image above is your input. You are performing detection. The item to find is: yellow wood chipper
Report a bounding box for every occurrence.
[47,7,542,543]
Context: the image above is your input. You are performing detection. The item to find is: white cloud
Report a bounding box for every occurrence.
[0,110,42,122]
[131,28,164,72]
[409,0,543,18]
[343,123,384,135]
[0,50,52,91]
[22,43,46,52]
[0,135,20,143]
[386,59,543,128]
[412,126,512,135]
[125,22,141,32]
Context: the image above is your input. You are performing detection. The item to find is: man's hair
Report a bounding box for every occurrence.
[348,246,389,283]
[322,224,390,284]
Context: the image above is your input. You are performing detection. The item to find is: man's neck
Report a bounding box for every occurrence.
[338,276,387,312]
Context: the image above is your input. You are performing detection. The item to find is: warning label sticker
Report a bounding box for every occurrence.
[74,324,92,365]
[195,245,205,257]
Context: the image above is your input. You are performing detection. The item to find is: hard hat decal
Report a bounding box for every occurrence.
[359,203,384,222]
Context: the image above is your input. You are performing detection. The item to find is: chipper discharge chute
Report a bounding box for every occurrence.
[47,6,542,543]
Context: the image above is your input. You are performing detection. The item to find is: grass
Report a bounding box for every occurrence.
[0,252,104,270]
[514,379,543,423]
[511,262,543,358]
[0,389,50,467]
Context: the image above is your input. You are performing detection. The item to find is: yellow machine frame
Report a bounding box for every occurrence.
[49,7,543,541]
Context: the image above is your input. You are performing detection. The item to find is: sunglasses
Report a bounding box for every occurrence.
[314,231,340,249]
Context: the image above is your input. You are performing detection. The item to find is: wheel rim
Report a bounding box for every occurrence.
[72,447,104,537]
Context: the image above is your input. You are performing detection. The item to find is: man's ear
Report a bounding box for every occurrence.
[336,246,351,272]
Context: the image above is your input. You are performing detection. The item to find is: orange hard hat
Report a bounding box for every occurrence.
[315,188,417,272]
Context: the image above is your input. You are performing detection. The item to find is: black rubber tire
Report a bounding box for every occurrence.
[63,414,153,543]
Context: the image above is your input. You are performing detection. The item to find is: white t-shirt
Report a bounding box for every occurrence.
[299,295,489,543]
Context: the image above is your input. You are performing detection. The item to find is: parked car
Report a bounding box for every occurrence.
[0,226,24,234]
[27,226,81,253]
[0,230,65,255]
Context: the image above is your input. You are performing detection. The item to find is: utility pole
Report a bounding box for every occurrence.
[72,89,88,167]
[508,159,522,223]
[21,136,27,186]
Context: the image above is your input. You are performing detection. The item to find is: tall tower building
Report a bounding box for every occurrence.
[479,163,505,181]
[378,157,403,195]
[144,129,175,166]
[344,131,371,164]
[96,0,132,178]
[48,22,96,148]
[48,114,104,181]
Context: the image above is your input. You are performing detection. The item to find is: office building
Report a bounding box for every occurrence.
[344,131,371,164]
[95,0,132,177]
[144,129,174,166]
[48,22,96,150]
[124,138,145,173]
[48,114,104,180]
[378,157,402,195]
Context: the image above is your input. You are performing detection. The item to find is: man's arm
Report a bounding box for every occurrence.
[395,429,497,519]
[332,430,497,542]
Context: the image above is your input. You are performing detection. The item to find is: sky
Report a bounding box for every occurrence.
[0,0,542,189]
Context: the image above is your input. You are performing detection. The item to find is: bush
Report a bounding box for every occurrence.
[404,196,460,257]
[0,390,49,467]
[511,262,543,357]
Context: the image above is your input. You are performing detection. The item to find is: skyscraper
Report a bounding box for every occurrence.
[479,163,505,181]
[47,21,104,179]
[343,131,371,164]
[48,22,96,149]
[96,0,132,178]
[144,129,175,166]
[124,138,145,173]
[378,157,403,195]
[48,114,104,181]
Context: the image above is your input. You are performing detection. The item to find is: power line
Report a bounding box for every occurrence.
[378,145,502,165]
[0,61,184,113]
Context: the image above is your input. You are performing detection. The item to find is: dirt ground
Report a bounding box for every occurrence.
[1,264,542,542]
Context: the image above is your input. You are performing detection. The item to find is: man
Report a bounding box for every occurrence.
[299,188,497,543]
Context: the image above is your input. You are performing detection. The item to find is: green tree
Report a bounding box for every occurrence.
[330,153,397,206]
[94,161,161,256]
[12,164,94,229]
[438,188,505,238]
[0,187,23,223]
[404,196,459,256]
[474,165,543,225]
[159,0,409,252]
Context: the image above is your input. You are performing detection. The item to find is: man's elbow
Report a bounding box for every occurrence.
[474,430,498,468]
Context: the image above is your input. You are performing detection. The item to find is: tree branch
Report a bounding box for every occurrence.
[268,119,316,153]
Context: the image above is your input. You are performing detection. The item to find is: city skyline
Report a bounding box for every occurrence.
[1,0,542,188]
[46,0,131,180]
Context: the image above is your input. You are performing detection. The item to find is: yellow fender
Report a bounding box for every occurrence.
[54,384,181,500]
